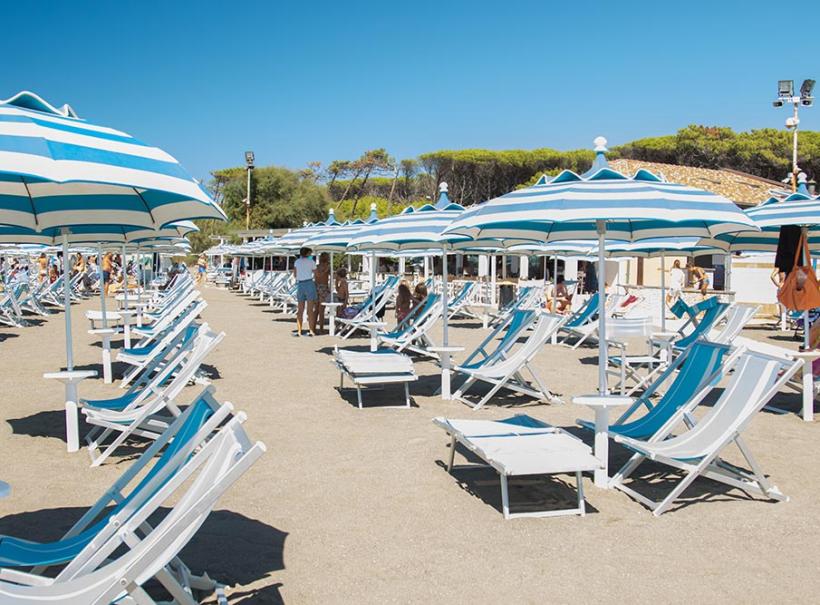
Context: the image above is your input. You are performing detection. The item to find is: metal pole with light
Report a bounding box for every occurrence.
[773,79,814,192]
[245,151,255,230]
[774,79,815,348]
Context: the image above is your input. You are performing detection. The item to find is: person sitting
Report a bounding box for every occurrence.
[395,282,413,324]
[413,282,428,305]
[335,268,357,319]
[548,276,572,313]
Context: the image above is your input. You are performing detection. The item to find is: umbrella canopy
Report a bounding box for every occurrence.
[0,90,225,231]
[442,137,758,396]
[272,209,341,252]
[303,202,380,253]
[703,182,820,252]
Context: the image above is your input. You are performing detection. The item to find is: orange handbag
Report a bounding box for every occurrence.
[778,231,820,311]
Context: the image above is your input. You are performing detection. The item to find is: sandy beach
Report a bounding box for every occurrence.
[2,285,820,604]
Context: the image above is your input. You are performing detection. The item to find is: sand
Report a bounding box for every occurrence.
[1,285,820,604]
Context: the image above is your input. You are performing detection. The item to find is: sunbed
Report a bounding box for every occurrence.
[334,348,417,408]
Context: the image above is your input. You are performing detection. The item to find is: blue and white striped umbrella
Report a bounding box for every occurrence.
[0,91,226,231]
[704,184,820,253]
[270,208,341,253]
[442,137,757,396]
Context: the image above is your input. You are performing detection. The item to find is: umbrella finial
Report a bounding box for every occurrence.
[435,182,451,210]
[582,136,610,176]
[367,203,379,223]
[797,172,811,196]
[594,136,608,152]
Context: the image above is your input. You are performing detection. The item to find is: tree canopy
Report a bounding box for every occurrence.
[191,125,820,252]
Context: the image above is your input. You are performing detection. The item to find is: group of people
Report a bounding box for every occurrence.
[291,247,434,337]
[665,259,709,305]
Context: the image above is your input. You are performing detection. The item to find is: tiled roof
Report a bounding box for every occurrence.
[608,159,782,207]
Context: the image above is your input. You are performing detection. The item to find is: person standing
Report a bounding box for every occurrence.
[196,254,207,285]
[37,252,48,283]
[666,259,686,305]
[314,252,331,333]
[102,252,113,296]
[293,247,318,337]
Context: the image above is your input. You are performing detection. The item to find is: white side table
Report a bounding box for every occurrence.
[792,351,820,422]
[470,303,495,329]
[572,394,633,488]
[322,302,343,336]
[88,328,117,383]
[357,321,387,352]
[43,369,97,453]
[117,310,137,349]
[428,346,465,400]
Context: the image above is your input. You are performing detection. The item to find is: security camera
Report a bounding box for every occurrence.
[786,116,799,129]
[773,100,784,108]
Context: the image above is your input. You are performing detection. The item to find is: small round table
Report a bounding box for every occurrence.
[428,346,465,400]
[43,369,98,453]
[356,321,387,352]
[322,302,343,336]
[572,394,633,488]
[88,328,117,383]
[117,310,138,349]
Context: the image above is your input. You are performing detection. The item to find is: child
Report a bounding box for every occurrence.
[413,282,428,304]
[395,282,413,324]
[335,268,354,318]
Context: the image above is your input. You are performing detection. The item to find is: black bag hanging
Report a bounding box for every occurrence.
[775,224,802,276]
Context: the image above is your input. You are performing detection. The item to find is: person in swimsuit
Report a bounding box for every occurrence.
[314,252,331,333]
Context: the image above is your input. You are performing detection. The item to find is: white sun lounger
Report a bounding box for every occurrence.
[334,347,417,408]
[433,415,600,519]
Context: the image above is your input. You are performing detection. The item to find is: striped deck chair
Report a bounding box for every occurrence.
[610,350,801,516]
[452,312,566,410]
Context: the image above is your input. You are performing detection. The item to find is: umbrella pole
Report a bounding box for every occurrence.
[441,250,451,399]
[330,252,335,302]
[552,255,559,344]
[803,227,811,350]
[98,244,107,329]
[122,244,129,313]
[660,252,666,333]
[597,222,607,395]
[62,233,74,371]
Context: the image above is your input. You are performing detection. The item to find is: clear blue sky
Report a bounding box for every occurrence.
[2,0,818,182]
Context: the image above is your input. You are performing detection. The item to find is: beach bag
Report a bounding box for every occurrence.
[778,232,820,312]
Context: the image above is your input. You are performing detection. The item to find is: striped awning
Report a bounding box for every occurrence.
[0,91,226,231]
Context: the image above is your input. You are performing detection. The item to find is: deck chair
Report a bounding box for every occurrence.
[707,303,758,345]
[83,327,225,466]
[452,312,566,410]
[458,309,537,371]
[489,286,538,327]
[378,294,443,355]
[609,350,802,516]
[560,294,623,349]
[610,301,731,394]
[557,293,600,337]
[337,275,400,339]
[447,281,476,319]
[0,404,263,604]
[118,300,206,387]
[0,391,229,576]
[581,340,735,440]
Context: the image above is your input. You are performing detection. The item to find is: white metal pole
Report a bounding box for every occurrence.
[597,221,607,395]
[490,254,497,307]
[98,244,107,329]
[441,250,451,399]
[725,253,732,292]
[62,233,74,371]
[122,244,129,312]
[660,252,666,332]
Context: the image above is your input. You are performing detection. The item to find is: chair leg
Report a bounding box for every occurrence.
[576,471,586,516]
[357,386,363,409]
[500,473,510,519]
[447,435,457,471]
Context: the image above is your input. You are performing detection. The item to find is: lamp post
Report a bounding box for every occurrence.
[773,79,814,192]
[245,151,255,229]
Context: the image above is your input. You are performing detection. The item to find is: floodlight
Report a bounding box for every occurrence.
[778,80,794,97]
[245,151,255,167]
[800,79,815,98]
[773,100,784,108]
[802,98,814,107]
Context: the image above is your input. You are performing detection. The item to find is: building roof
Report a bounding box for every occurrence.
[608,159,783,208]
